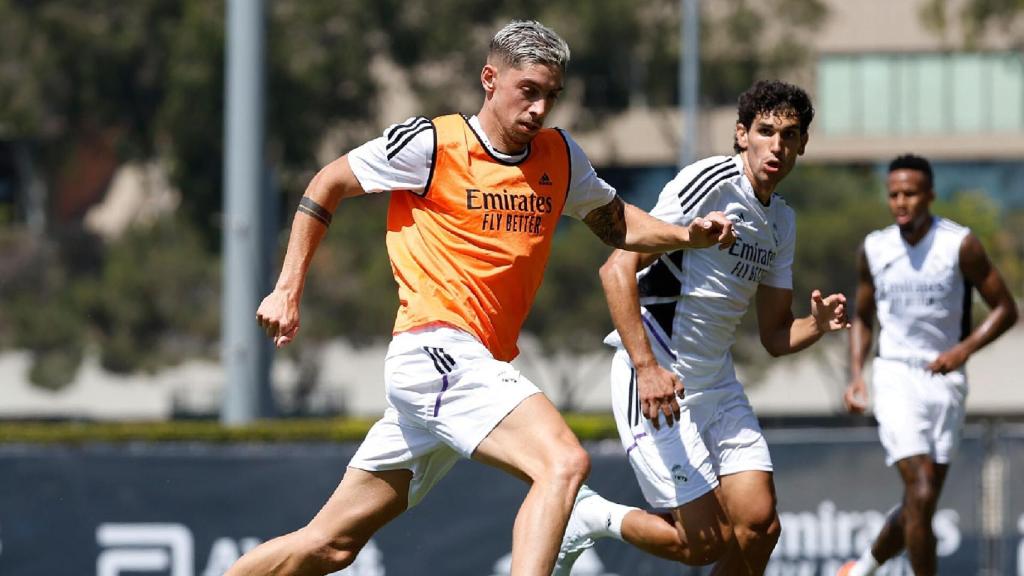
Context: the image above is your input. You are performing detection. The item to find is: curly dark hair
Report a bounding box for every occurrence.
[733,80,814,153]
[888,153,933,189]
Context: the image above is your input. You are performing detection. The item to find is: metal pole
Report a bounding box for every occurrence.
[222,0,271,425]
[680,0,700,169]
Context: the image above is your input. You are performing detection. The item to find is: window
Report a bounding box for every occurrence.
[817,52,1024,136]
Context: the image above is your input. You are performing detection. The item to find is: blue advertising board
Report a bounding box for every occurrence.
[0,427,992,575]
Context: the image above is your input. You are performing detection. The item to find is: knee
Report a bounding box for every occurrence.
[550,443,591,489]
[293,527,362,572]
[734,509,781,550]
[904,481,940,518]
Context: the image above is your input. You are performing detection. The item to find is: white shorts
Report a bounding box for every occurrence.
[611,349,772,508]
[349,326,541,507]
[872,357,967,466]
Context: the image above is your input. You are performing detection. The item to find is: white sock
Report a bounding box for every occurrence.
[575,491,637,541]
[848,547,880,576]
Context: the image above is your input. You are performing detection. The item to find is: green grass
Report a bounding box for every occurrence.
[0,413,619,443]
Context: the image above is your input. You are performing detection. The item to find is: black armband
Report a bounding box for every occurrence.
[297,197,333,227]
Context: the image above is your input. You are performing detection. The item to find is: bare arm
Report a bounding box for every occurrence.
[583,196,735,253]
[928,233,1019,374]
[256,155,366,347]
[599,249,681,428]
[844,245,875,413]
[756,285,850,358]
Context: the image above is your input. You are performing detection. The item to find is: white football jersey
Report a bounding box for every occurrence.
[864,217,971,365]
[605,155,797,390]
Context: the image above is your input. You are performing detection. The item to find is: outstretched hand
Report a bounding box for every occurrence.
[256,290,300,348]
[687,211,737,250]
[810,289,850,332]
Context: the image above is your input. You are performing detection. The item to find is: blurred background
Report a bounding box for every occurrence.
[0,1,1022,575]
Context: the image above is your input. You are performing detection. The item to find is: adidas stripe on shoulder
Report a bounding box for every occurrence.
[386,116,433,160]
[677,158,740,214]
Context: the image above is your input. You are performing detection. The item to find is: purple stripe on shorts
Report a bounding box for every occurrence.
[626,432,648,454]
[641,315,673,357]
[433,375,450,417]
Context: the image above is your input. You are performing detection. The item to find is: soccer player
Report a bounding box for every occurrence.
[837,154,1018,576]
[226,20,736,576]
[554,80,850,576]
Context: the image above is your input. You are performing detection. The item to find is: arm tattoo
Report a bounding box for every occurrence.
[583,196,627,248]
[297,197,333,227]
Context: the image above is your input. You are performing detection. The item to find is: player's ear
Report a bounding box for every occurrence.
[481,63,498,95]
[735,122,748,150]
[798,132,808,155]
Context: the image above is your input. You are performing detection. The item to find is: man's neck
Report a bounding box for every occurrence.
[900,214,934,246]
[476,110,526,155]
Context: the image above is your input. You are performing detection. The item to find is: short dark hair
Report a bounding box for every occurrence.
[734,80,814,153]
[888,153,933,189]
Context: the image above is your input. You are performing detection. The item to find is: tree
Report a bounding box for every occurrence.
[921,0,1024,48]
[0,0,834,391]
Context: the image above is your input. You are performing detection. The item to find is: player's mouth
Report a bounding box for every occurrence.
[763,159,782,174]
[520,120,541,133]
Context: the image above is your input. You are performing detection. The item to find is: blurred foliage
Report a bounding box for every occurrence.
[921,0,1024,48]
[79,216,222,373]
[1,217,219,389]
[776,164,892,315]
[0,0,828,240]
[0,0,1020,396]
[298,194,396,346]
[526,220,616,354]
[933,190,1023,298]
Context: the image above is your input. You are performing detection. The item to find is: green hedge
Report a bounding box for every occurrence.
[0,414,619,444]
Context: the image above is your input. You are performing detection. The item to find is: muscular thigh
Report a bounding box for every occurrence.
[717,470,777,528]
[306,467,413,546]
[472,393,583,482]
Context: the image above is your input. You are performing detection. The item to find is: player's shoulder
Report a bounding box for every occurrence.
[934,216,969,238]
[864,223,900,250]
[666,155,743,204]
[545,125,579,152]
[769,192,794,214]
[381,115,437,159]
[386,115,436,138]
[677,155,741,182]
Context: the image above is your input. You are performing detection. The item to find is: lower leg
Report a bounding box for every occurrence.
[871,505,907,564]
[900,458,947,576]
[709,539,749,576]
[843,505,902,576]
[225,468,410,576]
[618,491,731,565]
[510,469,586,574]
[472,394,591,576]
[848,457,948,576]
[902,501,938,576]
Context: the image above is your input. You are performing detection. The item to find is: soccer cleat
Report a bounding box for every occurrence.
[836,560,857,576]
[551,485,600,576]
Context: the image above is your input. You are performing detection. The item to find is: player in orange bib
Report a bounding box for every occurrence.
[229,20,736,576]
